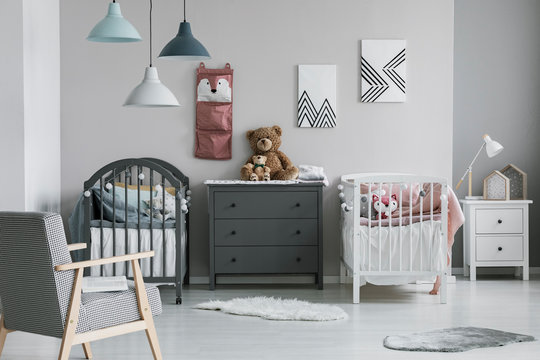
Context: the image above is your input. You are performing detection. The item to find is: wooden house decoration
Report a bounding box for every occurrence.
[500,164,527,200]
[483,170,510,200]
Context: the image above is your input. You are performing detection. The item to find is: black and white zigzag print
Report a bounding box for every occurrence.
[361,47,406,102]
[298,91,336,128]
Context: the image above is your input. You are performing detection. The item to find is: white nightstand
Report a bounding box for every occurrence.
[460,199,532,281]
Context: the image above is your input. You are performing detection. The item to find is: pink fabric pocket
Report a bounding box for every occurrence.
[196,103,233,131]
[195,130,232,160]
[195,63,233,160]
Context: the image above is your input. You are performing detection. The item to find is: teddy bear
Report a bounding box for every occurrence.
[242,155,271,181]
[240,125,299,181]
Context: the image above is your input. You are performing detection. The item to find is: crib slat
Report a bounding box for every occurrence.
[100,177,104,277]
[388,184,392,272]
[368,182,372,272]
[125,169,129,276]
[430,182,434,272]
[420,183,424,272]
[378,182,382,272]
[112,169,116,276]
[399,186,403,272]
[162,174,166,277]
[409,183,413,272]
[150,169,154,278]
[137,166,141,277]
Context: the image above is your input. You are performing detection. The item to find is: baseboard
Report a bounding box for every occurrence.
[451,267,540,275]
[189,274,462,285]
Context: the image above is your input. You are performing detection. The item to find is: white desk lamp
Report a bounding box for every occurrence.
[456,134,504,199]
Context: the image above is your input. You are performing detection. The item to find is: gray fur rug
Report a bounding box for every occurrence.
[384,327,535,352]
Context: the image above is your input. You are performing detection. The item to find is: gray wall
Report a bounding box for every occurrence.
[453,0,540,267]
[0,0,61,212]
[60,0,454,279]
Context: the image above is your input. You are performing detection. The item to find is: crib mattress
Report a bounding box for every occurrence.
[342,215,445,285]
[89,227,186,280]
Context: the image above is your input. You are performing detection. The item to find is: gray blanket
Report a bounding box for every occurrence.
[68,186,174,261]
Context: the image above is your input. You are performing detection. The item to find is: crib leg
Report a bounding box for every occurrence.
[440,272,447,304]
[353,275,360,304]
[340,262,347,284]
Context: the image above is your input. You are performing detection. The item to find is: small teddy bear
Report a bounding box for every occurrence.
[242,155,271,181]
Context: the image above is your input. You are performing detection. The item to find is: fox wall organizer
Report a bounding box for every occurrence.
[195,63,233,160]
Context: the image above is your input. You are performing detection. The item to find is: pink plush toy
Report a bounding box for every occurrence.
[372,194,398,220]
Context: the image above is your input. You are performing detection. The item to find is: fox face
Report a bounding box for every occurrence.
[197,78,232,103]
[372,194,398,219]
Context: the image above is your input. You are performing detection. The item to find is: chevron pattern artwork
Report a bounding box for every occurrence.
[361,40,406,103]
[298,65,337,128]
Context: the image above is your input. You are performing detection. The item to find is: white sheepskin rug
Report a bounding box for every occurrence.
[194,296,348,321]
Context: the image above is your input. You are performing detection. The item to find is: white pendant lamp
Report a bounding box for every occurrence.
[124,0,179,107]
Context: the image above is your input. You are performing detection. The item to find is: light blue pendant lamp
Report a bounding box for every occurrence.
[124,0,180,107]
[87,1,142,43]
[158,0,210,60]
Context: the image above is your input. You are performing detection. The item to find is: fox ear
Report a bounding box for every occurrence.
[391,194,397,200]
[372,194,379,202]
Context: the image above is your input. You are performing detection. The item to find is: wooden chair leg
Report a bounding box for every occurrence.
[59,268,84,360]
[0,315,9,357]
[131,259,163,360]
[82,342,93,359]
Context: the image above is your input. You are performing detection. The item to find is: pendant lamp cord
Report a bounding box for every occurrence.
[183,0,186,22]
[149,0,153,67]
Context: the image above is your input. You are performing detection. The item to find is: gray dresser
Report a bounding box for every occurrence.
[206,182,324,290]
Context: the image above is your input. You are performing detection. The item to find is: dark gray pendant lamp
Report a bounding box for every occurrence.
[158,0,211,60]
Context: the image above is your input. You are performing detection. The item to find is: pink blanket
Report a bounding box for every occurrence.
[361,183,464,250]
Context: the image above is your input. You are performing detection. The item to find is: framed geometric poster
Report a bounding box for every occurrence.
[361,40,406,103]
[298,65,337,128]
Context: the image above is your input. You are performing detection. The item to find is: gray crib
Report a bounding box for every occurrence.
[82,158,190,304]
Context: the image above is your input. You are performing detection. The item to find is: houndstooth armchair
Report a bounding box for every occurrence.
[0,212,163,360]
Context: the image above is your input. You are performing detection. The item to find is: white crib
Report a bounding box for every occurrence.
[338,173,448,304]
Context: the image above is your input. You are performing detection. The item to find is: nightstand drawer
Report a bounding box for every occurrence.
[215,219,318,246]
[475,208,523,234]
[214,191,318,219]
[476,236,523,261]
[215,246,318,273]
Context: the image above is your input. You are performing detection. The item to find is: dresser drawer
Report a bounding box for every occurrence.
[214,191,318,219]
[476,236,523,261]
[215,219,318,246]
[215,246,318,273]
[475,208,523,234]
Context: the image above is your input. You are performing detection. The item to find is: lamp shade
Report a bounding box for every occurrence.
[124,67,180,107]
[483,134,504,158]
[87,2,142,43]
[158,22,210,60]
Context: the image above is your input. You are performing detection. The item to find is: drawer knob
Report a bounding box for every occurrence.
[295,203,301,207]
[231,203,236,208]
[497,219,502,224]
[231,230,236,235]
[231,258,237,262]
[296,230,301,235]
[498,247,503,251]
[296,257,301,262]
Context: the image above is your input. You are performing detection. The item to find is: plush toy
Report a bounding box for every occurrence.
[372,194,398,220]
[240,125,299,181]
[144,185,176,221]
[242,155,271,181]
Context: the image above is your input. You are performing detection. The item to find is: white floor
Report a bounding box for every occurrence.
[2,276,540,360]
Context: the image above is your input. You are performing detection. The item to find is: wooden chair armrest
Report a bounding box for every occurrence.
[55,251,155,271]
[67,243,87,251]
